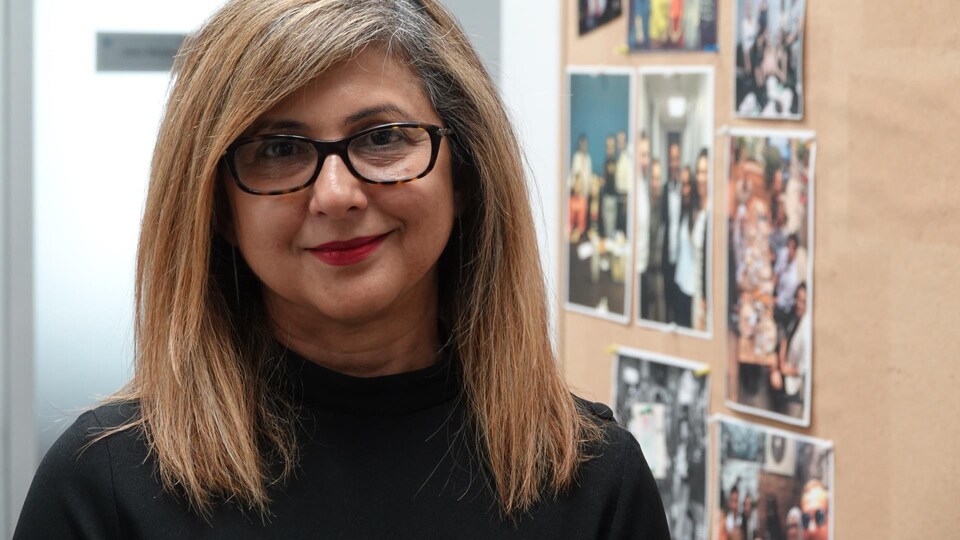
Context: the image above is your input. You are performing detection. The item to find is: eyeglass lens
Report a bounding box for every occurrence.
[231,126,434,192]
[801,509,825,528]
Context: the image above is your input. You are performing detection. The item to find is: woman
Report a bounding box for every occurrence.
[691,150,710,331]
[569,171,588,244]
[14,0,668,538]
[718,484,744,540]
[776,282,808,415]
[648,0,672,48]
[673,166,698,327]
[740,492,758,540]
[669,0,685,47]
[682,0,700,50]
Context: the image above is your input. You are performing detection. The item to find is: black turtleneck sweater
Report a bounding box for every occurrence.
[14,351,669,539]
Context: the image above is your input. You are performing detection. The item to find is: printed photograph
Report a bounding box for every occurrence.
[565,69,634,323]
[726,129,815,426]
[634,66,714,335]
[716,416,834,540]
[734,0,806,119]
[613,348,709,540]
[579,0,623,35]
[628,0,718,52]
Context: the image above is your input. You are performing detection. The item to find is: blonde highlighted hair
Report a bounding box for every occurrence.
[106,0,602,517]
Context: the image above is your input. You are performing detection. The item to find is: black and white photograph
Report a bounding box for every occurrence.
[725,128,815,427]
[613,347,709,540]
[634,66,714,336]
[579,0,623,35]
[628,0,718,52]
[734,0,806,119]
[715,415,834,540]
[566,68,635,323]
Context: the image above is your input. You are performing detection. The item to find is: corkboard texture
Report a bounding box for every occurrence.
[558,1,960,537]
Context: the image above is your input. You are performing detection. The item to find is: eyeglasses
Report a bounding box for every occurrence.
[802,509,826,528]
[223,122,453,196]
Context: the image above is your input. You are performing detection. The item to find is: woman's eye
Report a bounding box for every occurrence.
[260,140,302,159]
[365,129,403,147]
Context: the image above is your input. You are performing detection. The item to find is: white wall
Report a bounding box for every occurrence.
[442,0,562,341]
[499,0,562,343]
[442,0,500,84]
[32,0,227,454]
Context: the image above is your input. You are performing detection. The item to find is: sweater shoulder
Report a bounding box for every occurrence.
[13,402,142,539]
[38,401,141,472]
[571,395,672,539]
[573,395,616,423]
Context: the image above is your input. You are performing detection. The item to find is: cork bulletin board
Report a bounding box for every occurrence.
[557,1,960,538]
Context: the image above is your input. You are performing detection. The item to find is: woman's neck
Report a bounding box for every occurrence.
[266,295,442,378]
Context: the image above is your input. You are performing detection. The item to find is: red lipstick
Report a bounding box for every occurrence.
[307,233,389,266]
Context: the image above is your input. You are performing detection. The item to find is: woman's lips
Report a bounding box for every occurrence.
[307,233,390,266]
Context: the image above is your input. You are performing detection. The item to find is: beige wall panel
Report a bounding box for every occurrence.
[559,0,960,537]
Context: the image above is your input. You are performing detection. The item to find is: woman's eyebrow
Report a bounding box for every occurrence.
[247,104,413,136]
[344,104,411,124]
[247,118,311,134]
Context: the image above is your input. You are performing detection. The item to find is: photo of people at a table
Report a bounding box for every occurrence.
[725,129,815,426]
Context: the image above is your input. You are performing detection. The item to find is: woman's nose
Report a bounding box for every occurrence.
[307,154,369,218]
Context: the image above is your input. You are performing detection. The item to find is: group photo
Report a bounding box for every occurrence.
[635,67,714,335]
[566,69,635,322]
[613,349,710,540]
[734,0,806,119]
[716,416,833,540]
[725,130,815,426]
[628,0,718,52]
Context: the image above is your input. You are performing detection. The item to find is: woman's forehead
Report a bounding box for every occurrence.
[250,47,438,137]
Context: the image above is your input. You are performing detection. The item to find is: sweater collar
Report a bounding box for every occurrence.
[280,347,460,416]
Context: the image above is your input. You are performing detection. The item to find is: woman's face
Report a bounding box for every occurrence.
[696,156,709,206]
[795,287,807,318]
[224,47,456,335]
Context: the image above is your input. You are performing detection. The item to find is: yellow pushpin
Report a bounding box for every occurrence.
[604,344,619,355]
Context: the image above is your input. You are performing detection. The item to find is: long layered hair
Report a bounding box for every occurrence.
[106,0,602,518]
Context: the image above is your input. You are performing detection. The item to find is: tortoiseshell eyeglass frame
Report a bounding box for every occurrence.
[222,122,453,196]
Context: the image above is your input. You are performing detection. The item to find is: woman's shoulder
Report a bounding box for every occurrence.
[574,396,650,467]
[14,401,146,538]
[568,396,671,538]
[27,400,146,495]
[51,401,145,459]
[572,396,660,486]
[43,400,143,463]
